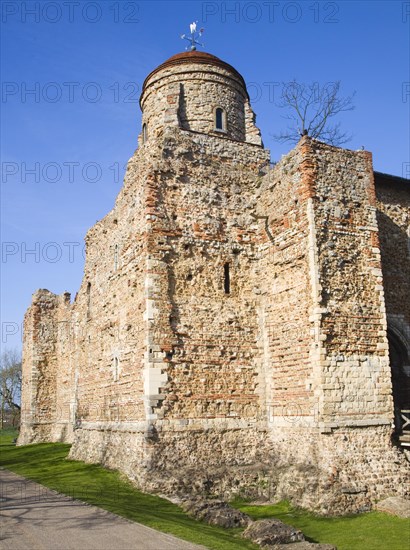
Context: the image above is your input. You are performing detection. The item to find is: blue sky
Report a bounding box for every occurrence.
[1,0,409,352]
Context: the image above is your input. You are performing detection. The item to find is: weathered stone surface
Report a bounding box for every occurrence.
[181,499,251,528]
[242,519,305,546]
[375,496,410,518]
[141,51,263,146]
[17,50,410,516]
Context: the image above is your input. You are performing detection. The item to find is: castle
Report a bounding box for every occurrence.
[18,50,410,514]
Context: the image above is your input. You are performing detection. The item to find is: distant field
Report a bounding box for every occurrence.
[1,430,408,550]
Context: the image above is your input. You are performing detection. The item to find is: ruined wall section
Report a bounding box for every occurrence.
[157,129,269,420]
[51,292,75,442]
[18,145,155,447]
[248,139,410,514]
[255,140,317,427]
[283,143,410,513]
[69,147,154,435]
[375,176,410,347]
[67,126,273,488]
[66,144,167,474]
[135,127,273,485]
[18,290,71,444]
[310,143,392,426]
[19,144,156,450]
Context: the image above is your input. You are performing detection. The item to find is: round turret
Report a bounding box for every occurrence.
[139,51,262,145]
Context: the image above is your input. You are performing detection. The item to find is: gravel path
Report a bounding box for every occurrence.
[0,469,207,550]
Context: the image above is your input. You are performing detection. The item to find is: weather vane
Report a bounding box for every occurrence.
[181,22,204,51]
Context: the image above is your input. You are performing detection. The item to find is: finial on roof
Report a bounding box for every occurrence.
[180,21,204,51]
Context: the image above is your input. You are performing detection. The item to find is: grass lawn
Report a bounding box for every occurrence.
[0,429,256,550]
[1,429,408,550]
[232,500,409,550]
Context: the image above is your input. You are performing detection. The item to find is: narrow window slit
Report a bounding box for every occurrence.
[224,263,230,294]
[86,282,91,319]
[113,356,119,381]
[114,244,119,271]
[215,107,225,131]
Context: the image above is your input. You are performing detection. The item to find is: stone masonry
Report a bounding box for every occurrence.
[18,51,410,515]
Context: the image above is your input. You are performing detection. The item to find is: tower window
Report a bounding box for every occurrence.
[215,108,226,131]
[142,123,148,143]
[224,263,230,294]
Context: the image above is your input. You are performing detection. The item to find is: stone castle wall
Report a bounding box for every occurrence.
[18,52,409,515]
[67,145,155,436]
[19,290,71,443]
[251,141,410,514]
[70,126,273,491]
[375,174,410,346]
[255,140,315,426]
[74,134,409,513]
[311,144,393,425]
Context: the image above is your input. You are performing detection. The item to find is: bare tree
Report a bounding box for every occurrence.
[0,348,22,428]
[273,80,355,146]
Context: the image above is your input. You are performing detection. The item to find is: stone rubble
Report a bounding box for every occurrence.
[375,496,410,518]
[180,498,252,528]
[242,518,305,547]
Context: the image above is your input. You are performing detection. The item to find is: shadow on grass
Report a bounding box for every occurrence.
[0,439,257,550]
[2,437,408,550]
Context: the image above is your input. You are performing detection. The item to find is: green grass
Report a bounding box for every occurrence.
[0,431,256,550]
[232,499,410,550]
[0,428,18,445]
[1,431,408,550]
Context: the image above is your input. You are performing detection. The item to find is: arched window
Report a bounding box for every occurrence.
[142,123,148,143]
[215,107,226,131]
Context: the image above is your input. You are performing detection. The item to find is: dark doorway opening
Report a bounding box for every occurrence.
[388,330,410,435]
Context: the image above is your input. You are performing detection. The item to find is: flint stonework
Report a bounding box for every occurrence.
[18,51,410,515]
